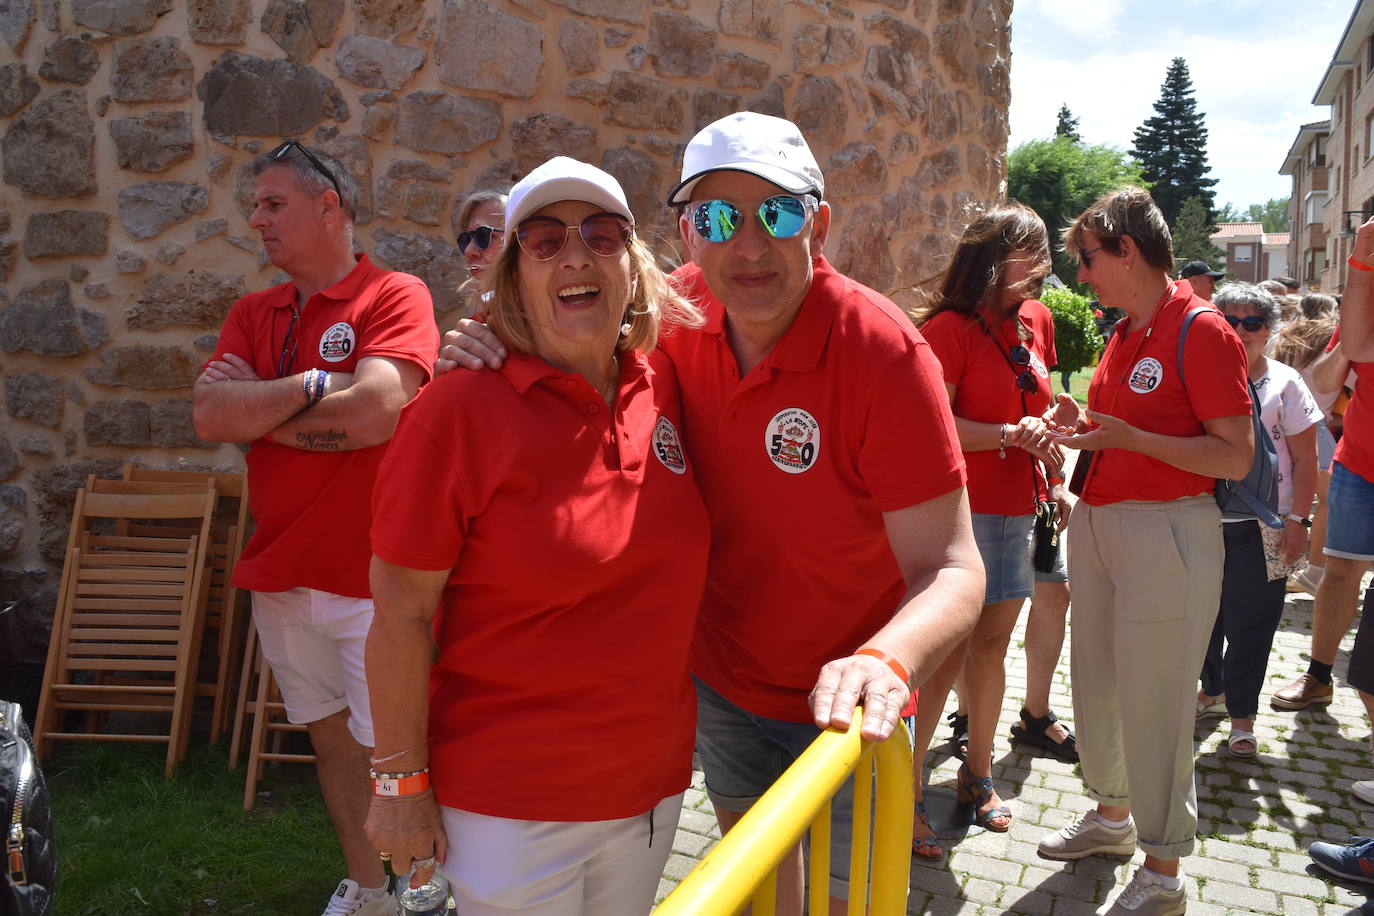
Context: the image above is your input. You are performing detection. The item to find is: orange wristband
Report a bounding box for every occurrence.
[372,770,431,797]
[856,648,909,684]
[1349,254,1374,272]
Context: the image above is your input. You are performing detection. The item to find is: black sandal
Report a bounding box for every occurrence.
[947,711,968,759]
[1009,707,1079,762]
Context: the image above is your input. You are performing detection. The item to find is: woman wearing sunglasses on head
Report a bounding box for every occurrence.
[1196,283,1319,758]
[911,204,1067,855]
[452,188,508,312]
[363,157,709,915]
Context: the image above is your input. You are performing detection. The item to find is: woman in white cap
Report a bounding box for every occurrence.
[361,157,709,914]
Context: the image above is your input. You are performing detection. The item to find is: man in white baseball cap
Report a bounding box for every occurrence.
[437,118,983,913]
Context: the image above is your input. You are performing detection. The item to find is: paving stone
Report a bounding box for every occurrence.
[1199,882,1279,913]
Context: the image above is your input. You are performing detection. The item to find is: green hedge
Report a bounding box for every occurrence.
[1040,286,1103,375]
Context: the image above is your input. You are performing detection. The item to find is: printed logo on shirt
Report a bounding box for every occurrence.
[653,416,687,475]
[765,407,821,474]
[1127,357,1164,394]
[1029,351,1049,378]
[319,321,356,362]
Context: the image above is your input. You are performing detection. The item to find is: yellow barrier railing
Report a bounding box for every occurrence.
[656,711,914,916]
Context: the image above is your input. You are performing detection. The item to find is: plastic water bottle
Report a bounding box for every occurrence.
[397,868,450,916]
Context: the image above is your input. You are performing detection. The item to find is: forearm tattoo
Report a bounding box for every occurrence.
[295,428,349,451]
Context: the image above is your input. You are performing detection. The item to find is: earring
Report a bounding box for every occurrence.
[619,320,633,336]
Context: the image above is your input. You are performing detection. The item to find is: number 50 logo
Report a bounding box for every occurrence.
[765,407,821,475]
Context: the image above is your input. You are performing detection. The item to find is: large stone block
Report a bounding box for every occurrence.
[38,36,100,84]
[1,89,97,199]
[718,0,780,44]
[4,372,63,427]
[606,71,685,132]
[371,228,464,318]
[0,0,34,52]
[85,399,152,447]
[0,509,22,557]
[128,270,249,331]
[320,133,375,223]
[353,0,426,40]
[22,210,109,258]
[692,89,742,133]
[559,18,598,75]
[72,0,172,35]
[84,346,200,390]
[188,0,251,43]
[0,279,108,356]
[510,114,597,171]
[151,400,213,448]
[599,147,662,229]
[197,51,349,137]
[544,0,643,23]
[826,143,887,199]
[335,35,425,90]
[436,0,542,99]
[262,0,344,64]
[109,111,194,173]
[833,202,894,294]
[117,181,209,241]
[110,35,193,102]
[0,64,39,116]
[0,440,16,480]
[792,23,860,72]
[394,90,500,154]
[32,458,124,561]
[648,11,714,79]
[793,76,847,147]
[716,51,768,90]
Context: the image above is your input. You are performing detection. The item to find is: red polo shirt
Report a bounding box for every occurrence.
[1078,282,1251,505]
[664,256,965,723]
[211,255,438,597]
[921,300,1057,515]
[371,349,710,821]
[1329,327,1373,480]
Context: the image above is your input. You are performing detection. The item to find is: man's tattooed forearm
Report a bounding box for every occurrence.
[296,429,349,450]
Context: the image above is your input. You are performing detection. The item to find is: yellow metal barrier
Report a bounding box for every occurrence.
[656,711,914,916]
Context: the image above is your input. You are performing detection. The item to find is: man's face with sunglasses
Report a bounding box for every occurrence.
[679,171,830,341]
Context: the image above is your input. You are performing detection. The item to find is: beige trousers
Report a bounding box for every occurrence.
[1067,495,1222,859]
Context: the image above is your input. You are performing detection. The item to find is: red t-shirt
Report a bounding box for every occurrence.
[921,299,1058,515]
[665,256,966,723]
[211,255,438,597]
[1078,282,1251,505]
[370,349,710,821]
[1329,326,1373,480]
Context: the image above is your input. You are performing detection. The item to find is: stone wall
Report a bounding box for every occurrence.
[0,0,1012,658]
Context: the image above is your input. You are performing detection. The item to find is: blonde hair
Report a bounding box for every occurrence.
[1272,315,1337,371]
[481,231,702,355]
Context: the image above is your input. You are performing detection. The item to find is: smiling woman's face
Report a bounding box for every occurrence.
[462,199,506,277]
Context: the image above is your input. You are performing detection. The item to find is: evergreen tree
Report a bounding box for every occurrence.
[1171,195,1225,268]
[1054,104,1081,142]
[1131,58,1218,226]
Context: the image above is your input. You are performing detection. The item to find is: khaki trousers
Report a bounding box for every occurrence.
[1067,496,1222,859]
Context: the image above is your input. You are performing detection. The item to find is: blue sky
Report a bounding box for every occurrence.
[1008,0,1348,212]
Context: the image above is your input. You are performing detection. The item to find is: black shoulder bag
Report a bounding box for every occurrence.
[2,700,55,916]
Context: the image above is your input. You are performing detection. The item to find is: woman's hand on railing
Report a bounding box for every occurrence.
[808,653,911,742]
[365,787,449,888]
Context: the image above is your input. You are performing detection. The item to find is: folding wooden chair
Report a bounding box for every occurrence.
[34,487,216,777]
[122,467,251,742]
[230,624,314,810]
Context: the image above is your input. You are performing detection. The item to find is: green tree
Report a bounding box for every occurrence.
[1041,286,1103,375]
[1007,137,1145,291]
[1172,195,1226,268]
[1131,58,1218,226]
[1247,197,1291,232]
[1054,104,1081,142]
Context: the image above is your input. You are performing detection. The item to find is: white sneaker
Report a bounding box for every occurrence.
[322,879,398,916]
[1096,867,1186,915]
[1288,565,1324,594]
[1354,780,1374,805]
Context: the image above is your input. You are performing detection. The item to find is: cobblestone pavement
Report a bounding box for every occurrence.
[656,586,1374,915]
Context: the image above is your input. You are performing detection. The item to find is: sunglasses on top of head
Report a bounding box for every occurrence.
[1009,344,1038,393]
[268,139,343,204]
[515,213,631,261]
[691,195,815,243]
[1224,314,1267,333]
[457,225,504,252]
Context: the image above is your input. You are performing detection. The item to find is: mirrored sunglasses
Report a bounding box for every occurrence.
[516,213,631,261]
[458,225,503,252]
[692,195,812,243]
[1225,315,1267,333]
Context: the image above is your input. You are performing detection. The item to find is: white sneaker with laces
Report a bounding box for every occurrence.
[322,879,398,916]
[1096,867,1186,915]
[1037,810,1137,860]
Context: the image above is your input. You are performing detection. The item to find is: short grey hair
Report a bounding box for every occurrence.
[1212,282,1280,330]
[250,143,359,222]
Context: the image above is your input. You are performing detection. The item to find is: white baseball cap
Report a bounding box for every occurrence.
[506,156,634,230]
[666,112,825,205]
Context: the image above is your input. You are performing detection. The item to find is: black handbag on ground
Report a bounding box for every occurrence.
[2,700,55,916]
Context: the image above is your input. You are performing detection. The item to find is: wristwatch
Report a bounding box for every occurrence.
[1286,513,1312,528]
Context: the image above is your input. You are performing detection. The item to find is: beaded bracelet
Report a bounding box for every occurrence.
[372,768,430,797]
[302,368,316,404]
[313,369,328,402]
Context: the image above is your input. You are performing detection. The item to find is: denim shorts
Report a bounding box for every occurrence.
[1317,419,1336,473]
[1325,461,1374,561]
[692,676,857,900]
[971,512,1036,603]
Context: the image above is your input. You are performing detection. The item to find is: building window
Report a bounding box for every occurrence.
[1306,191,1329,225]
[1234,244,1254,263]
[1310,134,1327,166]
[1306,249,1327,282]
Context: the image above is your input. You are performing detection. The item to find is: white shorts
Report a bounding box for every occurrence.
[251,587,375,746]
[436,793,684,915]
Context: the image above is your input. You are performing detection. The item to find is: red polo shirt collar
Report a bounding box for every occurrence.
[268,253,377,309]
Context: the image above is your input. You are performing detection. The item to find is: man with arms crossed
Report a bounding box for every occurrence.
[443,114,984,913]
[193,141,439,916]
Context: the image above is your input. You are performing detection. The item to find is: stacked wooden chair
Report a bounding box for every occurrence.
[229,625,314,810]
